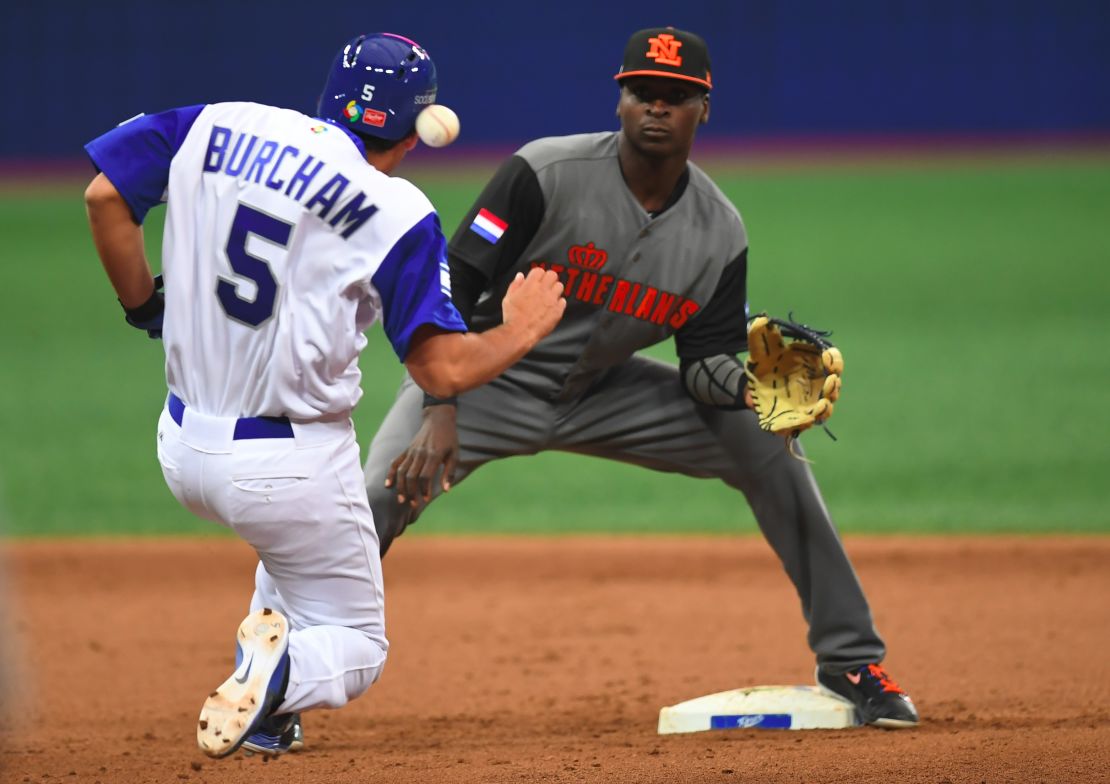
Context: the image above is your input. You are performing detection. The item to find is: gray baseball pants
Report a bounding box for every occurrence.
[363,355,884,672]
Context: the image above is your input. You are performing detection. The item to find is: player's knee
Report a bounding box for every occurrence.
[364,472,389,507]
[363,453,386,491]
[340,658,385,705]
[365,474,399,523]
[365,489,406,557]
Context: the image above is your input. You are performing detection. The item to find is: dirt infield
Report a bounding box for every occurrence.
[2,536,1108,783]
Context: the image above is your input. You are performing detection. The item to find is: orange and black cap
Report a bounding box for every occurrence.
[614,27,712,91]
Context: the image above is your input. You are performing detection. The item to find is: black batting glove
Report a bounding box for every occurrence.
[121,274,164,339]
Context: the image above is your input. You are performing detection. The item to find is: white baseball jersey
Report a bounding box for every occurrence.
[85,102,468,717]
[86,102,466,421]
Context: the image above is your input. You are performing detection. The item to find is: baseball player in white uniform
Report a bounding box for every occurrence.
[83,33,565,758]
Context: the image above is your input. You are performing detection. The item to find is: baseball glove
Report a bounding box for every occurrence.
[745,314,843,443]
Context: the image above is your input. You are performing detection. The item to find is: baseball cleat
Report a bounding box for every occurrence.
[197,608,291,758]
[242,712,304,756]
[816,663,919,728]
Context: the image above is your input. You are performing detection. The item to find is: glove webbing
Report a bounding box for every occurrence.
[751,312,835,351]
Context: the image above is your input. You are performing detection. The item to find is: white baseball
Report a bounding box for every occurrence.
[415,104,460,147]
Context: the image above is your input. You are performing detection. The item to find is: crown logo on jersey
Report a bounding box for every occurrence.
[646,33,683,66]
[568,242,608,270]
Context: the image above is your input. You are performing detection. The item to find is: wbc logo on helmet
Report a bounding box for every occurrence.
[568,242,607,270]
[343,100,362,123]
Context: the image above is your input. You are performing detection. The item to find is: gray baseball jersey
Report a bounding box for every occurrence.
[364,131,885,673]
[461,132,747,401]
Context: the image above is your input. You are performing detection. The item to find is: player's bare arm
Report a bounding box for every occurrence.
[388,267,564,505]
[84,173,158,309]
[386,158,549,506]
[402,266,565,398]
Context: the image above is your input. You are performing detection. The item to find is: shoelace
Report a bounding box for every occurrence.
[865,663,906,694]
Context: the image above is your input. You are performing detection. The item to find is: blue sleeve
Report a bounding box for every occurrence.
[372,212,469,361]
[84,105,206,224]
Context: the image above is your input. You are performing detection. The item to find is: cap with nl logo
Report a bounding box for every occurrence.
[614,27,712,91]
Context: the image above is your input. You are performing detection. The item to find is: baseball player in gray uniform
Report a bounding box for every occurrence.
[364,27,919,728]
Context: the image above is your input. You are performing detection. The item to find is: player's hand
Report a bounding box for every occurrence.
[384,404,459,508]
[501,267,566,345]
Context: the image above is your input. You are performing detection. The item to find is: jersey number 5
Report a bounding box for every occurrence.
[217,204,293,327]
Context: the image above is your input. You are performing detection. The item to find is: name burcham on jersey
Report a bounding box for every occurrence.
[531,242,701,328]
[203,125,379,239]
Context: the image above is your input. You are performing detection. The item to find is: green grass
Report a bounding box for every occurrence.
[2,154,1108,537]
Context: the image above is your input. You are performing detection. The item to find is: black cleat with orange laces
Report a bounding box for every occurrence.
[816,663,920,728]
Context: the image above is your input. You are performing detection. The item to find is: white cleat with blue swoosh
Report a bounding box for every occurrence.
[197,608,290,758]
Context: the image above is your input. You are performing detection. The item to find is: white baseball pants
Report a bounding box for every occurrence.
[156,402,387,714]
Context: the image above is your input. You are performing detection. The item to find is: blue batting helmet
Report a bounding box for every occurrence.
[317,33,438,141]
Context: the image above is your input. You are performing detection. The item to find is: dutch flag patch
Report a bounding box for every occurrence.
[469,208,508,244]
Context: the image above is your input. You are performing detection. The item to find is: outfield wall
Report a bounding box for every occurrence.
[3,0,1108,159]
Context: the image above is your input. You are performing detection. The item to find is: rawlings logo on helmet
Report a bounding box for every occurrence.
[361,108,387,127]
